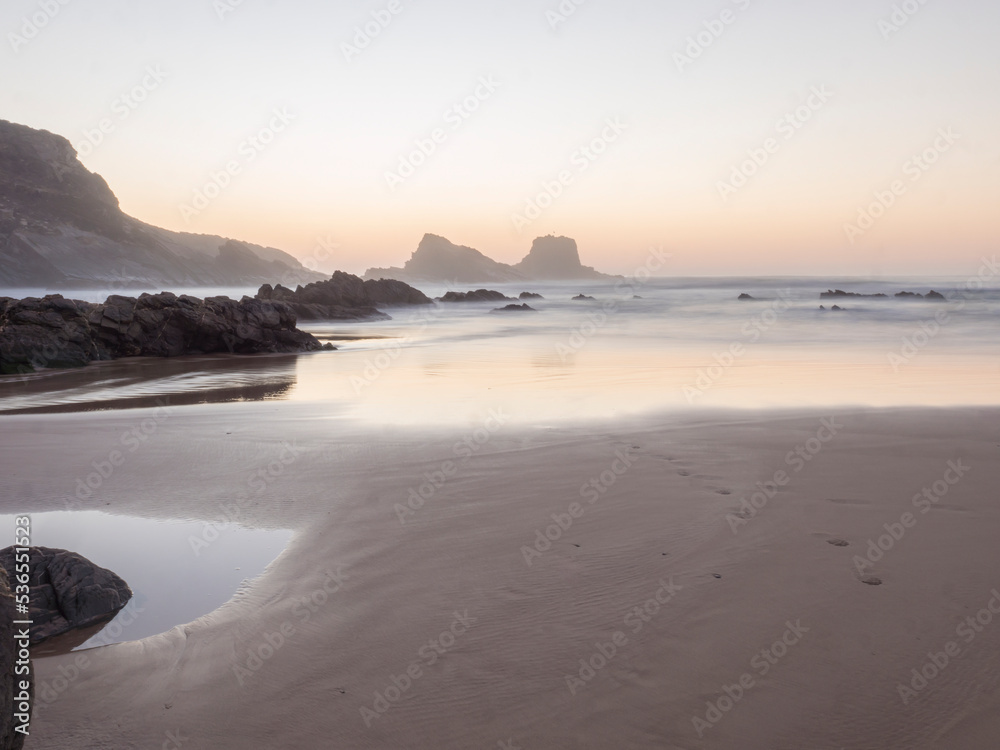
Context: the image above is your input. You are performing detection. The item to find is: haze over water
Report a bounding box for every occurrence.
[3,276,998,422]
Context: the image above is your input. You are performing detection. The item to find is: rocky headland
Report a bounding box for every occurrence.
[0,119,324,289]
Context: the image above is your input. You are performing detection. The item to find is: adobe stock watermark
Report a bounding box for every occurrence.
[385,76,501,191]
[178,108,296,223]
[674,0,752,72]
[692,619,809,737]
[887,255,999,371]
[233,567,349,686]
[341,0,412,64]
[348,289,459,394]
[717,86,833,202]
[897,587,1000,706]
[521,449,636,566]
[726,417,843,533]
[843,127,960,244]
[878,0,933,41]
[565,577,683,695]
[395,408,509,524]
[682,290,792,402]
[35,597,146,707]
[852,460,971,577]
[7,0,72,54]
[214,0,248,21]
[74,65,168,159]
[555,247,671,362]
[63,398,171,510]
[546,0,587,31]
[188,441,302,555]
[360,610,477,727]
[510,117,627,232]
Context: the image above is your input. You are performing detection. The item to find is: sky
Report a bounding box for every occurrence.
[4,0,999,277]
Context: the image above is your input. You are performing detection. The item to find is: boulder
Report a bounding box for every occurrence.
[0,547,131,645]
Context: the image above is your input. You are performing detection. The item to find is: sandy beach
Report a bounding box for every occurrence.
[4,402,998,749]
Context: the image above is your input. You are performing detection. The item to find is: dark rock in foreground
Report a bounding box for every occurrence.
[258,271,432,321]
[0,547,131,645]
[0,568,28,749]
[438,289,513,303]
[491,303,537,313]
[0,292,329,374]
[519,292,543,300]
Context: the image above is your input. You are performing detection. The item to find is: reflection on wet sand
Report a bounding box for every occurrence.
[0,353,299,415]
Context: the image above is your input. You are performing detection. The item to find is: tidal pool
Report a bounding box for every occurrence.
[1,511,293,651]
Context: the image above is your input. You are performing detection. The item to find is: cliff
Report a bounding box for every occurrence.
[0,119,324,289]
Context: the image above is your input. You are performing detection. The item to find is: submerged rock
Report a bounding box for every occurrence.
[491,303,537,313]
[438,289,513,303]
[821,290,887,299]
[0,547,132,644]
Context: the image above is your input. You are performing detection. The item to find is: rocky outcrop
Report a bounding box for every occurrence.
[513,236,614,280]
[895,290,946,300]
[365,234,524,284]
[0,547,131,644]
[0,119,324,288]
[820,290,888,299]
[0,568,28,749]
[821,289,946,300]
[519,292,543,300]
[738,293,756,300]
[364,234,617,284]
[491,303,537,313]
[0,292,330,374]
[257,271,432,321]
[438,289,513,303]
[572,294,596,301]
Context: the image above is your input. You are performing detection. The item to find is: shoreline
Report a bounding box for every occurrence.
[3,404,999,748]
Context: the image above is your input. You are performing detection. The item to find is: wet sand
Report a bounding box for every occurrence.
[3,403,999,749]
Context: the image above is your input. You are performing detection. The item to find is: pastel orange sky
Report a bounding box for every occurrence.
[5,0,998,276]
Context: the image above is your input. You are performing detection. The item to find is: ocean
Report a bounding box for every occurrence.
[2,275,999,421]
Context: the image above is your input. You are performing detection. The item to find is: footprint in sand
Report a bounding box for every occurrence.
[826,498,871,506]
[827,538,850,547]
[677,470,691,476]
[861,576,882,586]
[715,489,732,495]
